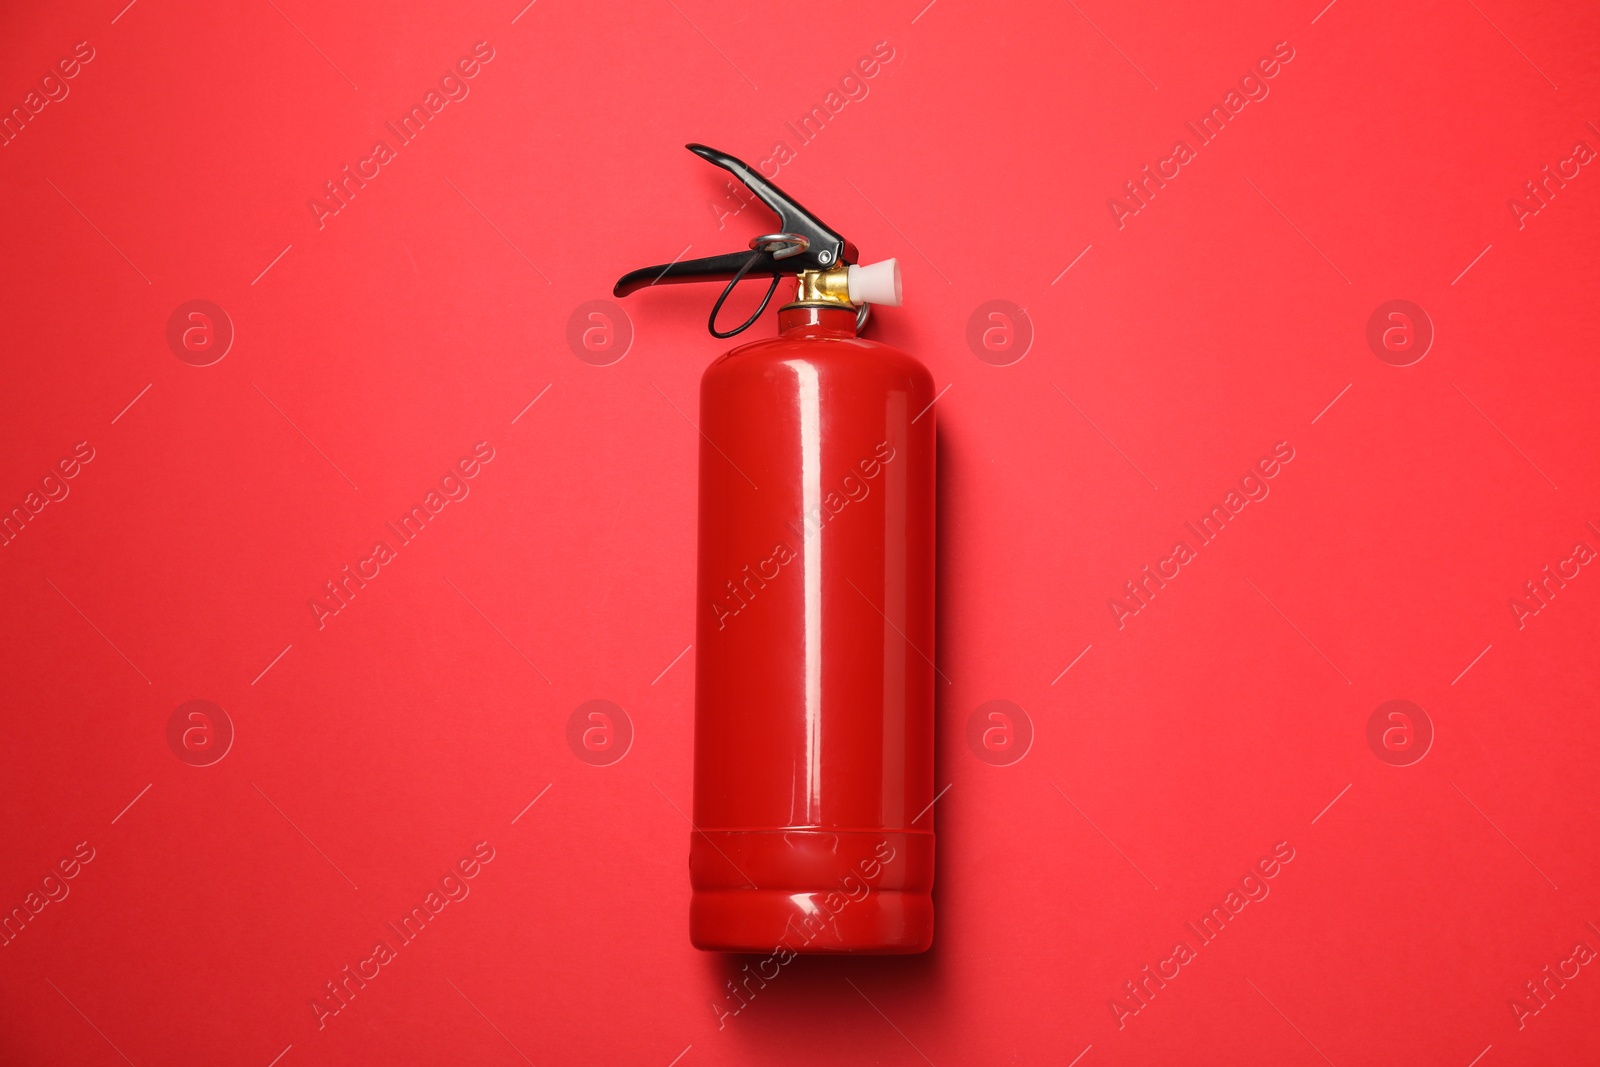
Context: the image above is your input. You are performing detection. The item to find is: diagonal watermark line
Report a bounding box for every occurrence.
[1246,978,1336,1066]
[1052,243,1094,284]
[512,783,552,824]
[1311,383,1352,424]
[663,0,758,89]
[911,782,952,825]
[263,0,359,89]
[844,177,952,284]
[445,978,534,1065]
[111,0,140,23]
[111,383,152,424]
[1451,243,1493,285]
[845,978,937,1066]
[45,979,136,1066]
[45,177,151,284]
[444,177,551,282]
[253,782,359,890]
[1067,1045,1094,1067]
[845,577,951,684]
[252,244,293,285]
[251,644,293,685]
[252,383,360,490]
[1051,383,1158,489]
[1464,0,1558,89]
[1451,643,1492,685]
[651,643,693,685]
[911,0,939,22]
[1244,177,1351,284]
[911,383,951,424]
[1311,783,1352,824]
[111,783,152,825]
[510,0,539,23]
[266,1045,293,1067]
[1053,784,1159,889]
[1452,383,1558,489]
[1452,781,1558,890]
[1466,1044,1492,1067]
[652,781,759,888]
[649,243,695,287]
[44,577,150,684]
[1066,0,1157,89]
[1052,643,1093,684]
[445,577,551,682]
[651,381,759,490]
[512,383,553,424]
[1244,577,1352,684]
[666,1044,693,1067]
[1310,0,1339,23]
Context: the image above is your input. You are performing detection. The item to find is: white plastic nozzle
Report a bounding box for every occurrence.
[847,259,902,307]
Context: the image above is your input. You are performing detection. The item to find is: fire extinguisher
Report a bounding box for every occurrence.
[615,145,936,954]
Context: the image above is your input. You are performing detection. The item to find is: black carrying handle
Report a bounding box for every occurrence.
[613,145,858,337]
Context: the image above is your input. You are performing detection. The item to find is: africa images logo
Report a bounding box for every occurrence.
[309,842,496,1029]
[308,442,496,630]
[306,42,496,229]
[1108,841,1296,1028]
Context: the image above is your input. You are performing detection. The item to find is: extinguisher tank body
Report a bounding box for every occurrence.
[691,305,935,954]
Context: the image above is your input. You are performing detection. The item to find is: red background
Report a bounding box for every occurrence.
[3,0,1599,1064]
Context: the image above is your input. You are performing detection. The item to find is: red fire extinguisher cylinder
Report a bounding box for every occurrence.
[690,303,935,954]
[614,144,937,954]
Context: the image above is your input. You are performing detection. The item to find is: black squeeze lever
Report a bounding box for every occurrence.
[613,143,860,338]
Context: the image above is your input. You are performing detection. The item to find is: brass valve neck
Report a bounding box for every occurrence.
[783,266,854,311]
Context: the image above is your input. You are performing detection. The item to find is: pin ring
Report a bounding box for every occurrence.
[750,233,810,260]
